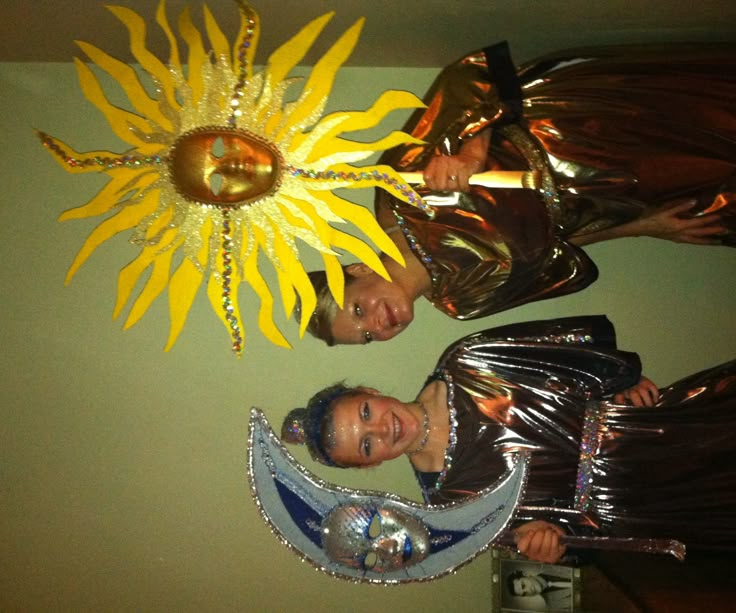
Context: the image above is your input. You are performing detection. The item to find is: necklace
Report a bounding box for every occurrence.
[407,400,430,455]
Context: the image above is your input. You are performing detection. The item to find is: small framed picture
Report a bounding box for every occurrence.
[491,550,582,612]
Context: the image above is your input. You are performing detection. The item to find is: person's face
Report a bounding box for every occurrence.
[329,390,424,466]
[322,504,430,573]
[330,265,414,345]
[169,128,281,206]
[512,574,545,596]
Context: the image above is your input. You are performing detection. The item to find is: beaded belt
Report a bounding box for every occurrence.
[573,401,607,512]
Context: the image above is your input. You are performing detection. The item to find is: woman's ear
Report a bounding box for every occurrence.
[357,386,380,395]
[345,263,374,278]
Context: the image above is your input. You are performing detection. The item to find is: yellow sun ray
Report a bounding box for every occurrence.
[203,5,231,62]
[76,42,172,132]
[260,12,334,135]
[316,191,404,266]
[273,197,334,326]
[178,6,206,106]
[242,245,291,349]
[276,18,363,141]
[323,252,347,308]
[74,59,163,153]
[115,251,155,320]
[271,231,317,337]
[113,206,179,317]
[59,172,159,221]
[166,258,205,350]
[317,89,426,138]
[156,1,182,73]
[307,133,421,167]
[38,132,144,177]
[165,218,212,350]
[276,194,340,254]
[108,5,180,113]
[330,230,390,280]
[276,266,297,315]
[124,232,181,329]
[38,1,429,356]
[66,190,162,283]
[290,89,425,157]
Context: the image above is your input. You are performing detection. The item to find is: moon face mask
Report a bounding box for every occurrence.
[322,504,431,572]
[247,408,529,584]
[169,127,283,207]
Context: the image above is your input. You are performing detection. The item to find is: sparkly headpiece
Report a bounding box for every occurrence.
[38,1,428,356]
[281,383,355,467]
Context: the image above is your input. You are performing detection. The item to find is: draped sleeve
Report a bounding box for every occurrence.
[374,46,599,320]
[419,316,641,515]
[380,48,503,171]
[434,315,641,401]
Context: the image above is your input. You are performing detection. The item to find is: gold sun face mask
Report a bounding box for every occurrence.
[38,0,428,356]
[169,128,283,207]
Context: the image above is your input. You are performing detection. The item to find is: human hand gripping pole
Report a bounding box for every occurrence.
[495,527,686,562]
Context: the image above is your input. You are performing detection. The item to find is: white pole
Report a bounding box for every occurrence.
[400,170,539,190]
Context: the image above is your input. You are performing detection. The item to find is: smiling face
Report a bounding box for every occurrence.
[328,390,423,467]
[329,265,415,345]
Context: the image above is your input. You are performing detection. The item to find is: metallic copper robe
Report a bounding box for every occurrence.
[416,317,736,551]
[377,44,736,320]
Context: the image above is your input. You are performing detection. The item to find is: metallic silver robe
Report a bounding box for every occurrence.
[377,44,736,320]
[417,317,736,551]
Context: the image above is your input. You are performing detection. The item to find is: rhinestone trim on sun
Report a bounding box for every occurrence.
[37,1,430,356]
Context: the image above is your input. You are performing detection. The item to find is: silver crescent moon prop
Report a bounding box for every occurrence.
[247,408,529,584]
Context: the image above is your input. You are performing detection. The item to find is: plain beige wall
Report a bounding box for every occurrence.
[1,54,734,612]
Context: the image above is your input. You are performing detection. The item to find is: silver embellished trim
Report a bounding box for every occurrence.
[433,369,459,492]
[388,207,441,286]
[499,124,563,228]
[573,401,606,511]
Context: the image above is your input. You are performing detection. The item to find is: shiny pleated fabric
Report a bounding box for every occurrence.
[377,44,735,321]
[518,44,736,239]
[419,316,736,552]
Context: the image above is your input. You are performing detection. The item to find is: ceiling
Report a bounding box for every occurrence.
[2,0,735,67]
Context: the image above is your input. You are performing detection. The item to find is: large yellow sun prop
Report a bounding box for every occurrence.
[38,0,428,355]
